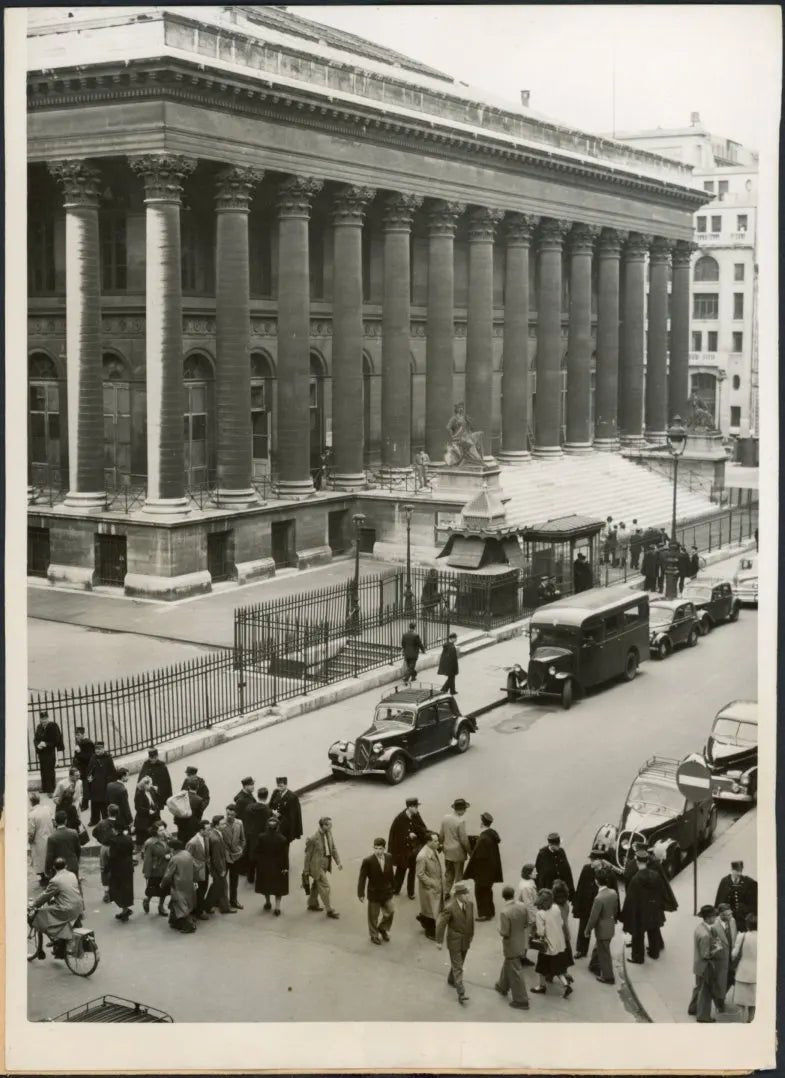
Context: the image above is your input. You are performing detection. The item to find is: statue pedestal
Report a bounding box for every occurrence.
[434,458,502,501]
[628,430,727,495]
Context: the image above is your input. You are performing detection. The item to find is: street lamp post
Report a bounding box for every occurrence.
[350,512,366,632]
[664,416,688,599]
[403,504,414,616]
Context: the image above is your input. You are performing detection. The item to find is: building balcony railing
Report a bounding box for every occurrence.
[695,230,753,245]
[689,352,721,363]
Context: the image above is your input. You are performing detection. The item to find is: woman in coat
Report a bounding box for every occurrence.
[162,840,197,933]
[463,812,503,920]
[107,826,135,922]
[552,878,575,969]
[254,817,289,915]
[28,793,55,886]
[531,888,573,998]
[142,819,171,916]
[731,912,757,1022]
[134,775,161,848]
[415,832,443,939]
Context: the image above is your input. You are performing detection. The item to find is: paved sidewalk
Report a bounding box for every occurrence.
[622,806,756,1023]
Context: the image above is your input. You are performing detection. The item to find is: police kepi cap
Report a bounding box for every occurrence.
[731,860,744,871]
[185,766,198,775]
[480,812,493,826]
[242,776,255,786]
[635,849,650,862]
[276,776,288,784]
[452,798,470,810]
[405,798,420,807]
[148,749,158,758]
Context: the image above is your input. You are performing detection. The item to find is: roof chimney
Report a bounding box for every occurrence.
[520,90,530,107]
[690,111,701,126]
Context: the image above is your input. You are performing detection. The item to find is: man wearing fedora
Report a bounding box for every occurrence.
[436,881,475,1004]
[439,798,472,896]
[388,798,429,900]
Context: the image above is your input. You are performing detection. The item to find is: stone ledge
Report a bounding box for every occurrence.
[124,570,212,600]
[234,557,276,585]
[296,545,332,570]
[47,564,95,590]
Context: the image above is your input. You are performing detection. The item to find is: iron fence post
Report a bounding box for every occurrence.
[145,682,155,747]
[203,673,211,729]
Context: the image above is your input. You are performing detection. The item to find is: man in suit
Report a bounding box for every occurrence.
[72,727,95,810]
[44,811,81,877]
[270,777,303,843]
[712,902,736,1003]
[186,820,212,920]
[439,798,471,895]
[86,742,117,825]
[181,766,210,810]
[219,804,246,910]
[535,832,575,898]
[494,885,534,1009]
[138,748,172,806]
[204,815,235,915]
[34,710,64,795]
[106,768,133,830]
[401,621,425,684]
[585,867,619,984]
[715,860,757,925]
[388,797,429,899]
[437,633,459,695]
[303,816,341,919]
[358,837,396,945]
[233,776,256,824]
[573,849,615,958]
[435,881,475,1004]
[243,787,271,883]
[689,905,722,1022]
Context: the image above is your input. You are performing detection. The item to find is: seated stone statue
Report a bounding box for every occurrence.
[685,392,716,431]
[445,403,484,466]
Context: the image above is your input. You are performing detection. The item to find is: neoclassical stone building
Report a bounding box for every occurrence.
[26,6,705,597]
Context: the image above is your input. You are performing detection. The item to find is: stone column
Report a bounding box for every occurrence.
[381,192,421,475]
[214,165,264,505]
[276,175,323,498]
[533,217,570,457]
[425,200,465,460]
[465,206,503,457]
[645,237,673,443]
[499,213,536,462]
[594,228,624,450]
[564,223,598,453]
[130,154,196,514]
[331,184,375,490]
[670,240,695,423]
[619,231,651,446]
[48,160,105,508]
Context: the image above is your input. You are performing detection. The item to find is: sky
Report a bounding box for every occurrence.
[293,5,781,154]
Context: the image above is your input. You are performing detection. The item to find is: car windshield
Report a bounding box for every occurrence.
[650,607,674,628]
[737,558,756,573]
[373,705,415,727]
[712,718,758,745]
[627,779,683,815]
[682,585,712,602]
[530,625,575,649]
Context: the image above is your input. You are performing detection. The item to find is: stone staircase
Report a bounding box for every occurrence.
[482,453,720,531]
[320,638,400,682]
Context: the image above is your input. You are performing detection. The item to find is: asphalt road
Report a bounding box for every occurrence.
[27,584,756,1024]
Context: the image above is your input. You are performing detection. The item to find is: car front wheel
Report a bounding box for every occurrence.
[455,725,471,753]
[687,627,699,647]
[385,755,408,785]
[560,679,574,710]
[623,650,639,681]
[729,604,740,622]
[699,616,711,636]
[655,639,670,661]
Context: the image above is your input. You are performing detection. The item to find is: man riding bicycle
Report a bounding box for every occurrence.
[28,857,84,959]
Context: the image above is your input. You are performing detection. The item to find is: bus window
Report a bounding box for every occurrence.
[604,614,621,634]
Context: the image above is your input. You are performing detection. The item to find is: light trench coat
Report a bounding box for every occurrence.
[28,801,55,874]
[416,844,444,920]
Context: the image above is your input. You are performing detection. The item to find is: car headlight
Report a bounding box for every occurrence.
[373,743,384,754]
[739,774,750,786]
[548,665,556,676]
[337,741,347,752]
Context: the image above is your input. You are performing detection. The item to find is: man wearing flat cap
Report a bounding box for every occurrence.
[715,860,757,925]
[388,798,429,899]
[181,766,210,811]
[535,832,575,899]
[464,812,503,920]
[270,777,303,843]
[439,799,472,896]
[689,905,722,1022]
[435,881,475,1004]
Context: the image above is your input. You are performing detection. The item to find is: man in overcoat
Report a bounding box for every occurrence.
[254,817,290,914]
[388,797,429,899]
[175,785,205,845]
[106,768,133,830]
[303,816,341,918]
[495,885,534,1009]
[714,860,757,924]
[438,633,459,694]
[535,832,575,898]
[357,837,396,944]
[270,777,303,843]
[572,849,613,958]
[28,857,84,957]
[34,710,64,795]
[622,849,670,962]
[162,839,197,933]
[463,811,503,920]
[233,776,256,824]
[401,621,426,683]
[415,832,443,939]
[688,905,722,1022]
[435,881,475,1004]
[86,742,117,825]
[439,798,472,895]
[138,748,172,805]
[72,727,95,810]
[243,787,272,883]
[181,766,210,809]
[585,868,619,984]
[44,811,81,877]
[186,820,212,919]
[641,545,659,592]
[204,815,234,914]
[219,804,246,910]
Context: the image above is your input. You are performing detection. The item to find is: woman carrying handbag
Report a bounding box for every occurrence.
[531,888,573,999]
[731,913,757,1022]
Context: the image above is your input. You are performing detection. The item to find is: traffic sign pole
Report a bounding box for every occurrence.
[676,753,713,916]
[693,807,698,916]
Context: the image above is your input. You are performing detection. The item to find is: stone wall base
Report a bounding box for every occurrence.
[296,544,332,570]
[46,564,95,590]
[234,557,276,585]
[124,570,212,601]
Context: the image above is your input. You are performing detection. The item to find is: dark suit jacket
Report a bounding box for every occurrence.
[181,776,210,808]
[388,809,428,862]
[358,852,395,903]
[233,789,256,824]
[270,788,302,841]
[435,896,475,946]
[44,827,81,875]
[437,642,458,676]
[106,780,132,829]
[401,631,425,659]
[138,759,172,803]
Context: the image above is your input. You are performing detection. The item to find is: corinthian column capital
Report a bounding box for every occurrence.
[130,154,197,202]
[215,165,264,210]
[426,199,465,237]
[48,160,102,208]
[623,231,653,260]
[536,217,571,251]
[331,184,376,226]
[382,192,422,231]
[597,227,625,257]
[467,206,504,242]
[276,174,323,218]
[672,239,698,267]
[568,222,600,254]
[504,212,537,246]
[649,236,675,265]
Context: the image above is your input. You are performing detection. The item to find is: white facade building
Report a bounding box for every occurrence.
[613,114,759,440]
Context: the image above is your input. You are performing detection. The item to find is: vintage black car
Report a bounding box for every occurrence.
[592,756,717,878]
[327,686,476,785]
[648,598,700,659]
[681,578,741,635]
[733,554,758,606]
[516,584,649,709]
[705,699,758,803]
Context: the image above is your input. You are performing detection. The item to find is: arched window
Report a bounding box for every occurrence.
[694,255,720,282]
[309,352,326,473]
[184,352,213,488]
[28,352,63,486]
[102,353,132,490]
[250,351,274,477]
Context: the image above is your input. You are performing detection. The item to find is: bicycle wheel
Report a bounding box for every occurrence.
[65,935,99,977]
[27,924,45,962]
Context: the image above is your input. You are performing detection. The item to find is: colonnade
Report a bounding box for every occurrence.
[47,154,693,513]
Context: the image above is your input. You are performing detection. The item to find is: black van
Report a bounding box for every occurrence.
[519,584,650,709]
